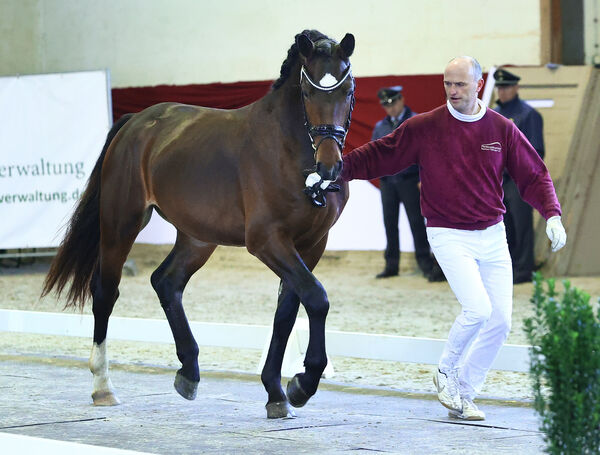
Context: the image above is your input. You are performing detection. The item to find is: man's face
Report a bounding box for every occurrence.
[443,59,483,115]
[497,85,519,104]
[382,97,405,118]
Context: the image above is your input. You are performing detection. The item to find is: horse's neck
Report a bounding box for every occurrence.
[262,79,302,126]
[257,78,313,163]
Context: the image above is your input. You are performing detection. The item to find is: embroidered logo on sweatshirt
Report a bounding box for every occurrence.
[481,141,502,152]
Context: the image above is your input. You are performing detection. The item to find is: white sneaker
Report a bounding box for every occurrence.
[448,398,486,421]
[433,369,462,411]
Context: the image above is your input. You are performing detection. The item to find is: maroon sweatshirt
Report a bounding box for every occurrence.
[341,103,561,230]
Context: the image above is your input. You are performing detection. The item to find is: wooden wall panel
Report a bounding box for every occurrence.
[489,65,599,276]
[539,67,600,276]
[514,66,591,182]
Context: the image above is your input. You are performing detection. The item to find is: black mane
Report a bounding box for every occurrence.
[272,30,333,90]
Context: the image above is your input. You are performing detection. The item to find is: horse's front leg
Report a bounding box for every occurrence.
[151,233,217,400]
[261,280,301,418]
[250,235,330,417]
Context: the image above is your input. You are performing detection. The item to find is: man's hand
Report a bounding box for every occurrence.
[546,216,567,252]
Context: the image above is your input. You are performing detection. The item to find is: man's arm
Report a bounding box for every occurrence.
[506,126,558,218]
[506,125,566,252]
[342,121,418,182]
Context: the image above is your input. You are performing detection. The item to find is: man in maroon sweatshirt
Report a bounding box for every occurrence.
[341,56,566,420]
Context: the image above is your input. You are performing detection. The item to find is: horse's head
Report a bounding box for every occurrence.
[297,32,355,182]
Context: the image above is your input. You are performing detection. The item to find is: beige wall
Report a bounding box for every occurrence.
[0,0,42,76]
[1,0,543,87]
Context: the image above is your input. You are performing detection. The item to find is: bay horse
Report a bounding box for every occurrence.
[42,30,355,419]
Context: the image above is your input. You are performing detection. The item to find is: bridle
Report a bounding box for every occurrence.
[299,64,355,158]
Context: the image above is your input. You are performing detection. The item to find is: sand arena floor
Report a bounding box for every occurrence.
[1,244,599,402]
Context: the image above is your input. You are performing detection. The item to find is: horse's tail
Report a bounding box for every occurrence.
[41,113,134,309]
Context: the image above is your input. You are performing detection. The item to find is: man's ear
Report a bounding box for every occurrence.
[476,78,484,92]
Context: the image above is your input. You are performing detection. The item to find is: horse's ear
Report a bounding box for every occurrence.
[296,34,314,60]
[339,33,355,59]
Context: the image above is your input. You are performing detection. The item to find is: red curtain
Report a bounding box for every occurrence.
[112,74,446,152]
[112,81,273,120]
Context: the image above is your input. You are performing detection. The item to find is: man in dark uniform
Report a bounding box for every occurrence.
[493,68,545,283]
[373,86,443,281]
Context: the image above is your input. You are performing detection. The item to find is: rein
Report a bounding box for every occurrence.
[299,64,355,157]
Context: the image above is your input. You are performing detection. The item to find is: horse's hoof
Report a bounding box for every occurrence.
[174,371,198,400]
[92,390,121,406]
[266,400,297,419]
[286,375,311,408]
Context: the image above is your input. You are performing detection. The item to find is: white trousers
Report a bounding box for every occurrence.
[426,221,513,400]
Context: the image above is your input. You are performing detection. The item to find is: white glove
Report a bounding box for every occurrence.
[546,216,567,252]
[304,172,331,190]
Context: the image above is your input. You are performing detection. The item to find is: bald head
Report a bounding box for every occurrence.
[446,56,482,82]
[443,56,484,115]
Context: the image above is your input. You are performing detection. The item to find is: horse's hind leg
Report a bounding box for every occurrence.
[151,231,217,400]
[89,153,149,406]
[258,236,328,418]
[89,215,144,406]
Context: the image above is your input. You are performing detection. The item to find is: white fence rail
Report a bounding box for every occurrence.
[0,309,531,373]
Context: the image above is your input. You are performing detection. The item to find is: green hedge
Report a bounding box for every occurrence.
[524,272,600,454]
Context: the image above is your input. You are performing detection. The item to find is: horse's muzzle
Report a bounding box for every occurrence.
[316,161,342,181]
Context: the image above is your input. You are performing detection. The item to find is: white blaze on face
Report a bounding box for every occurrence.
[319,73,338,88]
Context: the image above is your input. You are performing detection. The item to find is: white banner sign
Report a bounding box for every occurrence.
[0,70,111,249]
